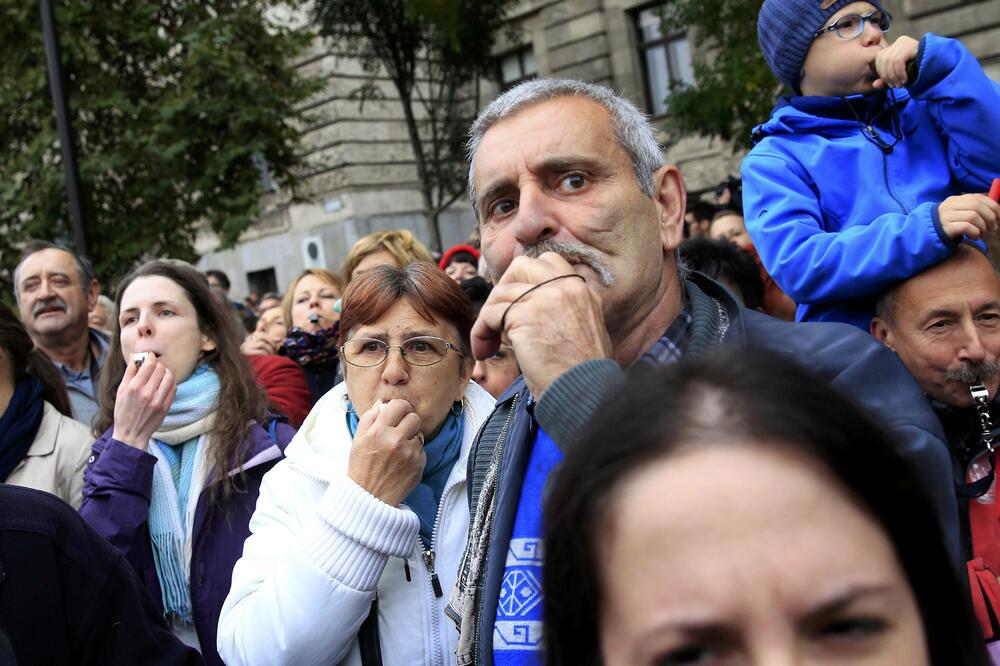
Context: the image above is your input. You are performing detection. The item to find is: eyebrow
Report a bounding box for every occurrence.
[644,583,895,635]
[476,155,607,211]
[352,328,439,341]
[918,307,958,323]
[975,300,1000,313]
[119,300,182,316]
[295,287,336,296]
[21,270,72,284]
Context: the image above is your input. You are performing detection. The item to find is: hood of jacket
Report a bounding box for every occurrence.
[752,89,912,142]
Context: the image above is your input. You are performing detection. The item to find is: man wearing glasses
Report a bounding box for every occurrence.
[742,0,1000,330]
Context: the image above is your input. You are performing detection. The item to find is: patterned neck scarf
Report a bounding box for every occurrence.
[279,322,340,367]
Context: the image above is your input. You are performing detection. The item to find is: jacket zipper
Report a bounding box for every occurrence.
[879,130,909,214]
[421,476,462,666]
[472,392,519,664]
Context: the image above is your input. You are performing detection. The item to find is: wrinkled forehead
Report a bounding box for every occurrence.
[896,252,1000,320]
[18,248,80,283]
[474,96,621,182]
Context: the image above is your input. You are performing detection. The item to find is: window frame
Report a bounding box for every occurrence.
[497,45,538,91]
[632,2,695,117]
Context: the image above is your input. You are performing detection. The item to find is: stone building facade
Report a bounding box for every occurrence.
[197,0,1000,300]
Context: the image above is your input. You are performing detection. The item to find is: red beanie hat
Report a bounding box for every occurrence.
[439,244,481,270]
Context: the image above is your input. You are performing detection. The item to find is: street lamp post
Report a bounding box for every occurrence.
[38,0,91,260]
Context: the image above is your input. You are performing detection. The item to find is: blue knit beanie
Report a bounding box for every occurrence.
[758,0,886,93]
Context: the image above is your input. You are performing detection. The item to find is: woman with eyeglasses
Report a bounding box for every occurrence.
[219,261,496,666]
[743,0,1000,330]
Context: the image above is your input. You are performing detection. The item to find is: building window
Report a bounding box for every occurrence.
[499,46,537,90]
[633,4,695,116]
[246,267,278,299]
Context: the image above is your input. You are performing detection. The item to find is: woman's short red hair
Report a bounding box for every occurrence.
[340,261,475,364]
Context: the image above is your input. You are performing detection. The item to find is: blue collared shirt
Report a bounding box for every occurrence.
[52,328,110,428]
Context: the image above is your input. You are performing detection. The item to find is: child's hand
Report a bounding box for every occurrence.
[872,36,919,89]
[938,194,1000,241]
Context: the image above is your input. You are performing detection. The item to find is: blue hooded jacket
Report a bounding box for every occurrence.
[742,34,1000,329]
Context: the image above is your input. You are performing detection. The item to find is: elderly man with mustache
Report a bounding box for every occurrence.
[872,242,1000,642]
[14,241,107,428]
[449,78,961,666]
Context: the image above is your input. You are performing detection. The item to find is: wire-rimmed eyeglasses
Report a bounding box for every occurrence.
[341,335,462,367]
[813,10,892,41]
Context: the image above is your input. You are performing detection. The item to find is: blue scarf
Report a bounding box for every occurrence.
[0,379,45,482]
[494,426,562,663]
[348,402,464,547]
[148,364,220,625]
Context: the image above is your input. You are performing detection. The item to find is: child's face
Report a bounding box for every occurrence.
[800,2,888,97]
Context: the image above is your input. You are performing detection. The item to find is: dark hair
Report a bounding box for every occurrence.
[679,238,764,310]
[446,251,478,268]
[204,269,230,291]
[685,200,715,224]
[0,302,73,417]
[460,276,493,316]
[13,240,97,302]
[715,175,743,213]
[340,261,475,369]
[543,350,989,666]
[94,261,269,504]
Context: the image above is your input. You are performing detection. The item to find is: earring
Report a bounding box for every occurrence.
[450,400,464,417]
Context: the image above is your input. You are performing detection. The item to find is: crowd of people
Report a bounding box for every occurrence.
[2,0,1000,664]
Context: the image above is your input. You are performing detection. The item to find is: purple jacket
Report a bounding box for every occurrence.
[79,419,295,666]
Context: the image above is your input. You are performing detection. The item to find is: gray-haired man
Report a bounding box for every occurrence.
[449,78,958,665]
[14,240,108,427]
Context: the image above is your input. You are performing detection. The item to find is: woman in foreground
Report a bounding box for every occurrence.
[544,351,990,666]
[80,260,295,666]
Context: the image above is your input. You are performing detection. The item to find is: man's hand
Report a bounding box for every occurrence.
[111,354,176,449]
[938,194,1000,241]
[872,35,919,89]
[472,252,613,398]
[347,399,426,507]
[241,334,276,356]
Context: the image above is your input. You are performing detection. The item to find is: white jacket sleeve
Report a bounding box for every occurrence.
[217,462,420,666]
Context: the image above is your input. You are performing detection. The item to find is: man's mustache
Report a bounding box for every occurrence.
[522,239,614,287]
[944,361,1000,385]
[32,297,67,317]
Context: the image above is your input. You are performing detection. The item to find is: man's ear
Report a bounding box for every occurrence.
[86,280,100,313]
[653,165,686,253]
[870,317,895,351]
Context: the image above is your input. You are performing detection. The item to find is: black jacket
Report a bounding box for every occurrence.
[0,485,202,666]
[451,273,958,665]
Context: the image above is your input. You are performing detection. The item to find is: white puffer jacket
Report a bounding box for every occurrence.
[217,380,495,666]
